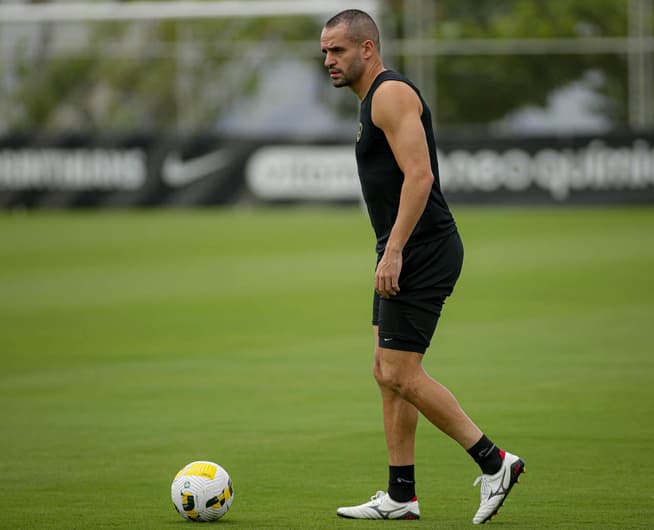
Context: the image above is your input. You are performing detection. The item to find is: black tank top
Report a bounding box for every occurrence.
[355,70,456,254]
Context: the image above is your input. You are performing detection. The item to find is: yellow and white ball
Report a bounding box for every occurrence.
[171,461,234,522]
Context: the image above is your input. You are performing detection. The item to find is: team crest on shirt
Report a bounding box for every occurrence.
[357,122,363,142]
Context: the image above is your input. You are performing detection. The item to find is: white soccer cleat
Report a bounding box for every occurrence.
[472,451,525,524]
[336,491,420,520]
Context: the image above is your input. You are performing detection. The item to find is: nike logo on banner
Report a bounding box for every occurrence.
[162,148,231,187]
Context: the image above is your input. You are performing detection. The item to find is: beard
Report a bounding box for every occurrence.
[332,74,350,88]
[331,56,365,88]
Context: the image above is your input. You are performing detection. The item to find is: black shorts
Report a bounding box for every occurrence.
[372,231,464,354]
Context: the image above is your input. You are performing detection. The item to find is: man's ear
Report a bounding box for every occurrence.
[360,39,375,59]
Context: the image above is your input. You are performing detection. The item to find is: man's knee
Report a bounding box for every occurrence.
[373,351,419,397]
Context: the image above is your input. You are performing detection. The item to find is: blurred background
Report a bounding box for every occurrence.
[1,5,653,527]
[0,0,653,207]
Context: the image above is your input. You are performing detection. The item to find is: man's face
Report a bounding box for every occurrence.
[320,24,365,88]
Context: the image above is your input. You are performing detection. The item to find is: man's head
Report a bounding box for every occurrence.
[325,9,380,51]
[321,9,381,90]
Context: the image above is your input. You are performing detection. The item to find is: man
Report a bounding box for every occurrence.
[320,9,525,525]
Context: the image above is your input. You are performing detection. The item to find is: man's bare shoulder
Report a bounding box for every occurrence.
[371,80,422,128]
[373,79,418,102]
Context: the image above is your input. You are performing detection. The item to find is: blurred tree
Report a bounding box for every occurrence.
[385,0,642,130]
[4,13,321,134]
[2,0,651,134]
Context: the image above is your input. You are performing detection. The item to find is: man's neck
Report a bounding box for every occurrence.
[352,60,386,101]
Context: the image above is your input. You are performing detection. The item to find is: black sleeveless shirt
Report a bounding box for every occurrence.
[355,70,456,254]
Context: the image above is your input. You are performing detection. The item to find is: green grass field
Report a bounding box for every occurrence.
[1,206,653,529]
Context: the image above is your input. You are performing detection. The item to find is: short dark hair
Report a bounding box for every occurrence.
[325,9,380,51]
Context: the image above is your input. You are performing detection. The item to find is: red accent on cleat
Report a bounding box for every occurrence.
[499,449,506,460]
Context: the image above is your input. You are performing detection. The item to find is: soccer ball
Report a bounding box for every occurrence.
[171,460,234,522]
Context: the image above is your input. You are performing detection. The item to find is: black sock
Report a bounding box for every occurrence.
[467,434,504,475]
[388,465,416,502]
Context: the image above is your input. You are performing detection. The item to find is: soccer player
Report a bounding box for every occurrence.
[320,10,525,524]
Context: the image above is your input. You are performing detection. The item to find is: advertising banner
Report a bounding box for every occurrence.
[1,132,653,208]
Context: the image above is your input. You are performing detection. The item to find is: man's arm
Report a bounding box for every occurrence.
[371,80,434,298]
